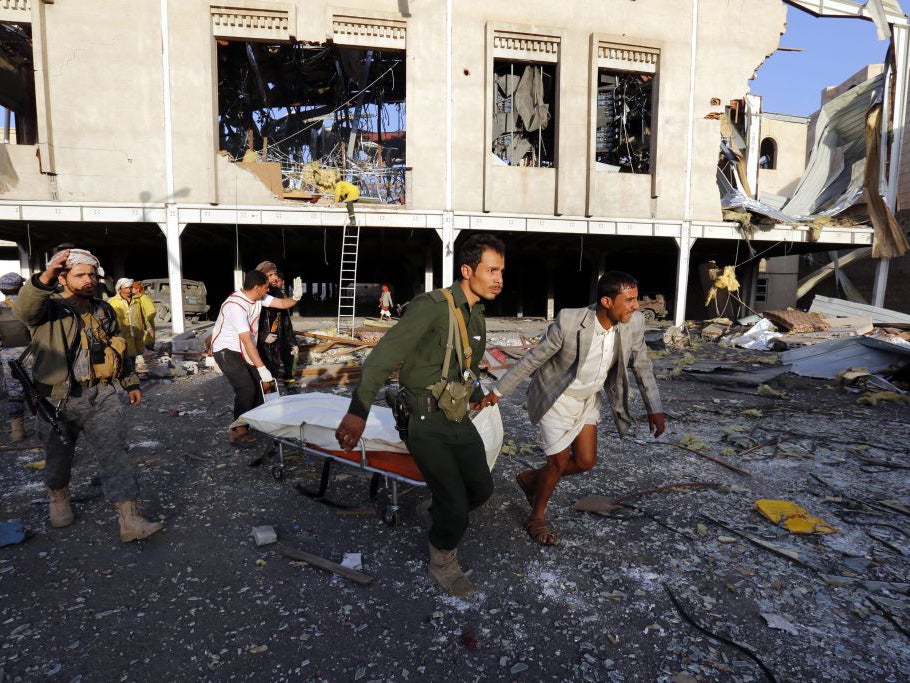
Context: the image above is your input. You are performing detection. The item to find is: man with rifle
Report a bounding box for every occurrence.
[13,248,162,542]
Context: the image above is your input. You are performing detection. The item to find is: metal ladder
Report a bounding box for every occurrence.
[336,204,359,337]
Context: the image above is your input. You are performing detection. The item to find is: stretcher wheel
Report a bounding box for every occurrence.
[380,505,398,527]
[271,464,284,481]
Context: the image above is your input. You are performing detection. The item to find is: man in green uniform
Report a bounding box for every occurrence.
[335,233,505,597]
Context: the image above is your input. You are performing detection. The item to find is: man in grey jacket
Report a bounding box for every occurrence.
[481,271,665,545]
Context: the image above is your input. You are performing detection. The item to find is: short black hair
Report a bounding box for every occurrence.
[597,271,638,300]
[457,233,505,274]
[243,269,269,290]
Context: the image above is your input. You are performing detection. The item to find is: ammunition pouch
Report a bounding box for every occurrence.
[92,336,125,381]
[428,378,472,423]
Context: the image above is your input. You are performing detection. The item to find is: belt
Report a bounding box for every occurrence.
[72,378,109,390]
[408,394,439,416]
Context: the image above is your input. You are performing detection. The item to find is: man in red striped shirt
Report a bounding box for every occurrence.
[211,270,301,447]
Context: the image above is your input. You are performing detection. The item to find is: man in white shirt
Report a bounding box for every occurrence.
[481,271,665,545]
[211,269,302,447]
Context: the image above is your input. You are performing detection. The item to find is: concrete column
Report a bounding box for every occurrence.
[546,268,555,320]
[17,242,30,278]
[435,210,459,287]
[673,223,692,325]
[158,208,186,334]
[424,247,434,293]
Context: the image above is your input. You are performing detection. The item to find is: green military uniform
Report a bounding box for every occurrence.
[348,283,492,550]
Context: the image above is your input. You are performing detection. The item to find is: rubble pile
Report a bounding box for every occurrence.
[0,313,907,681]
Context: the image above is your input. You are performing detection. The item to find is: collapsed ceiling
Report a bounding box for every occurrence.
[217,40,407,203]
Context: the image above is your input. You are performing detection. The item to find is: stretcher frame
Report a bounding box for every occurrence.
[257,421,425,527]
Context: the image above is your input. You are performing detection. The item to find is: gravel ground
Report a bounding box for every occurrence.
[1,318,909,682]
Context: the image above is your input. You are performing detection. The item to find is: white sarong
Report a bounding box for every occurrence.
[538,391,603,455]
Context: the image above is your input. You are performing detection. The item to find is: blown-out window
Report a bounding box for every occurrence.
[593,41,659,175]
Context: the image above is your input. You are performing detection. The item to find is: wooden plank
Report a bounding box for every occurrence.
[301,331,378,346]
[279,545,374,586]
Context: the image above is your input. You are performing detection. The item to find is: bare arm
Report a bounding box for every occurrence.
[238,331,266,367]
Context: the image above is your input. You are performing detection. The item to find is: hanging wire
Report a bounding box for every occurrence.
[269,63,400,148]
[578,235,584,272]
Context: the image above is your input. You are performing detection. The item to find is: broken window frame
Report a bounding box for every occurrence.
[594,68,654,174]
[591,39,660,177]
[490,58,558,168]
[215,39,407,205]
[0,21,38,145]
[487,27,562,173]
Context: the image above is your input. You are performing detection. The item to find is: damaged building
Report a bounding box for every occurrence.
[0,0,908,331]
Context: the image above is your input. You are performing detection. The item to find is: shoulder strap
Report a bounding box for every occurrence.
[440,302,457,380]
[439,288,472,368]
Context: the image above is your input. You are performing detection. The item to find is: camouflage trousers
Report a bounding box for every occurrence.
[0,346,26,420]
[42,383,139,502]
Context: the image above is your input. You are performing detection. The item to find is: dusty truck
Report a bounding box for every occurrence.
[139,278,210,322]
[638,294,668,322]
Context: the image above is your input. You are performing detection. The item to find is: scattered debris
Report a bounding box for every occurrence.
[754,500,837,534]
[250,525,277,546]
[279,545,374,586]
[572,482,722,516]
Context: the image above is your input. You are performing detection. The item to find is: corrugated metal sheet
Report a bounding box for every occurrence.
[720,74,884,223]
[809,294,910,323]
[780,335,910,378]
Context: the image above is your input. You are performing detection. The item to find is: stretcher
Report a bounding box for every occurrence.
[237,392,423,526]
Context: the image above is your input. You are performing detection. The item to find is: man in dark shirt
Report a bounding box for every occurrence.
[335,234,505,597]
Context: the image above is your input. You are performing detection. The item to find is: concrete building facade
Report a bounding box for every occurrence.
[1,1,907,331]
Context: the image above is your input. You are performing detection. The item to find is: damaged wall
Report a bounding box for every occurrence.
[757,113,809,198]
[2,0,787,223]
[28,1,167,202]
[451,0,787,220]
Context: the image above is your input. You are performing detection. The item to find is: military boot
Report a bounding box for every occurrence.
[114,500,163,542]
[9,418,25,442]
[428,543,475,597]
[48,487,74,528]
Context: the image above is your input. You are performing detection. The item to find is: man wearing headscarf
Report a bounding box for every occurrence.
[108,278,151,370]
[13,248,162,542]
[0,272,30,441]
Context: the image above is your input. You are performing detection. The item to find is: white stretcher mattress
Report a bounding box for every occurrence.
[234,392,408,454]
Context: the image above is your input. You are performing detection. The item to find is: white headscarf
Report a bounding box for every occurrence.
[65,248,105,277]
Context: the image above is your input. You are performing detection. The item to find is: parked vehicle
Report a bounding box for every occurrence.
[140,278,210,322]
[638,294,668,322]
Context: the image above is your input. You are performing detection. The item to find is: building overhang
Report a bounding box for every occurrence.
[0,200,874,246]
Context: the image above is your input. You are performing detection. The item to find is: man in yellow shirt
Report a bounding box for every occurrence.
[108,278,148,367]
[131,281,157,351]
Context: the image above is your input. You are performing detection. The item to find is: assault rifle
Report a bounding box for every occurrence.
[7,359,71,445]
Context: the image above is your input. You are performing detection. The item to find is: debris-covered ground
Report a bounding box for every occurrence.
[1,317,909,682]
